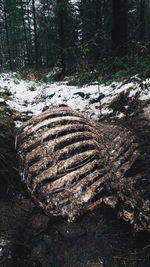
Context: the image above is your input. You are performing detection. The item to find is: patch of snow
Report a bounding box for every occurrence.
[0,72,150,125]
[81,192,91,203]
[0,238,11,258]
[0,98,5,103]
[128,8,136,14]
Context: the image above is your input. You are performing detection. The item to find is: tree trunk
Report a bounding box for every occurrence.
[94,0,102,63]
[112,0,128,57]
[3,4,12,70]
[27,7,34,67]
[139,0,145,42]
[32,0,38,69]
[57,0,66,75]
[21,0,31,68]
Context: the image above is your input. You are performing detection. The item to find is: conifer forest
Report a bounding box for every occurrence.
[0,0,150,79]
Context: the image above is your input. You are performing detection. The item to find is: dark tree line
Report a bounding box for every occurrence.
[0,0,149,75]
[112,0,128,57]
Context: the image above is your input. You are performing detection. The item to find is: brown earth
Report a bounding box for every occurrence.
[0,197,150,267]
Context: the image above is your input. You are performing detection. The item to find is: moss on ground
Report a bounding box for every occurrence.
[0,103,18,197]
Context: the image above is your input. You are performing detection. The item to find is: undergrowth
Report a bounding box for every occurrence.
[0,103,19,198]
[6,48,150,87]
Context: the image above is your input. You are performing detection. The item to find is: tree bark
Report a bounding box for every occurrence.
[21,0,31,68]
[94,0,102,62]
[139,0,145,42]
[3,4,12,70]
[32,0,38,69]
[112,0,128,57]
[57,0,66,75]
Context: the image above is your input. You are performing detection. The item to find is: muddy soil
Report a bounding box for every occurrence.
[0,193,150,267]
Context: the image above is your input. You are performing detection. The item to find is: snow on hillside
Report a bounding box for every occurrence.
[0,72,150,123]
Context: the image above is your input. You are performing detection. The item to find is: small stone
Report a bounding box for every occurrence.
[74,92,85,98]
[89,94,105,104]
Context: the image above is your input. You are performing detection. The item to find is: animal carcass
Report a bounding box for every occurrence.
[17,107,150,230]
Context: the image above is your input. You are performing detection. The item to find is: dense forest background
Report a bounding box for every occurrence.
[0,0,150,81]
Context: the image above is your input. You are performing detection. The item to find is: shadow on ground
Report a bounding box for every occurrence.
[0,196,150,267]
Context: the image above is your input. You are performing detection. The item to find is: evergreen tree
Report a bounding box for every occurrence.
[56,0,78,74]
[111,0,128,57]
[138,0,146,42]
[0,0,149,74]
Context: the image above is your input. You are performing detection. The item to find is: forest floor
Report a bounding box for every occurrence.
[0,195,150,267]
[0,72,150,123]
[0,72,150,266]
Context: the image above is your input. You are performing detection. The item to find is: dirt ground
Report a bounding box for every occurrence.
[0,191,150,267]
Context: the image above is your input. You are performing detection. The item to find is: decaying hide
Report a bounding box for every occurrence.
[17,107,150,230]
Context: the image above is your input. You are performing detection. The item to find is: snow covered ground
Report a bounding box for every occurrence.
[0,72,150,123]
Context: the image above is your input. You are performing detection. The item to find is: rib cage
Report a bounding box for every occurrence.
[17,107,150,230]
